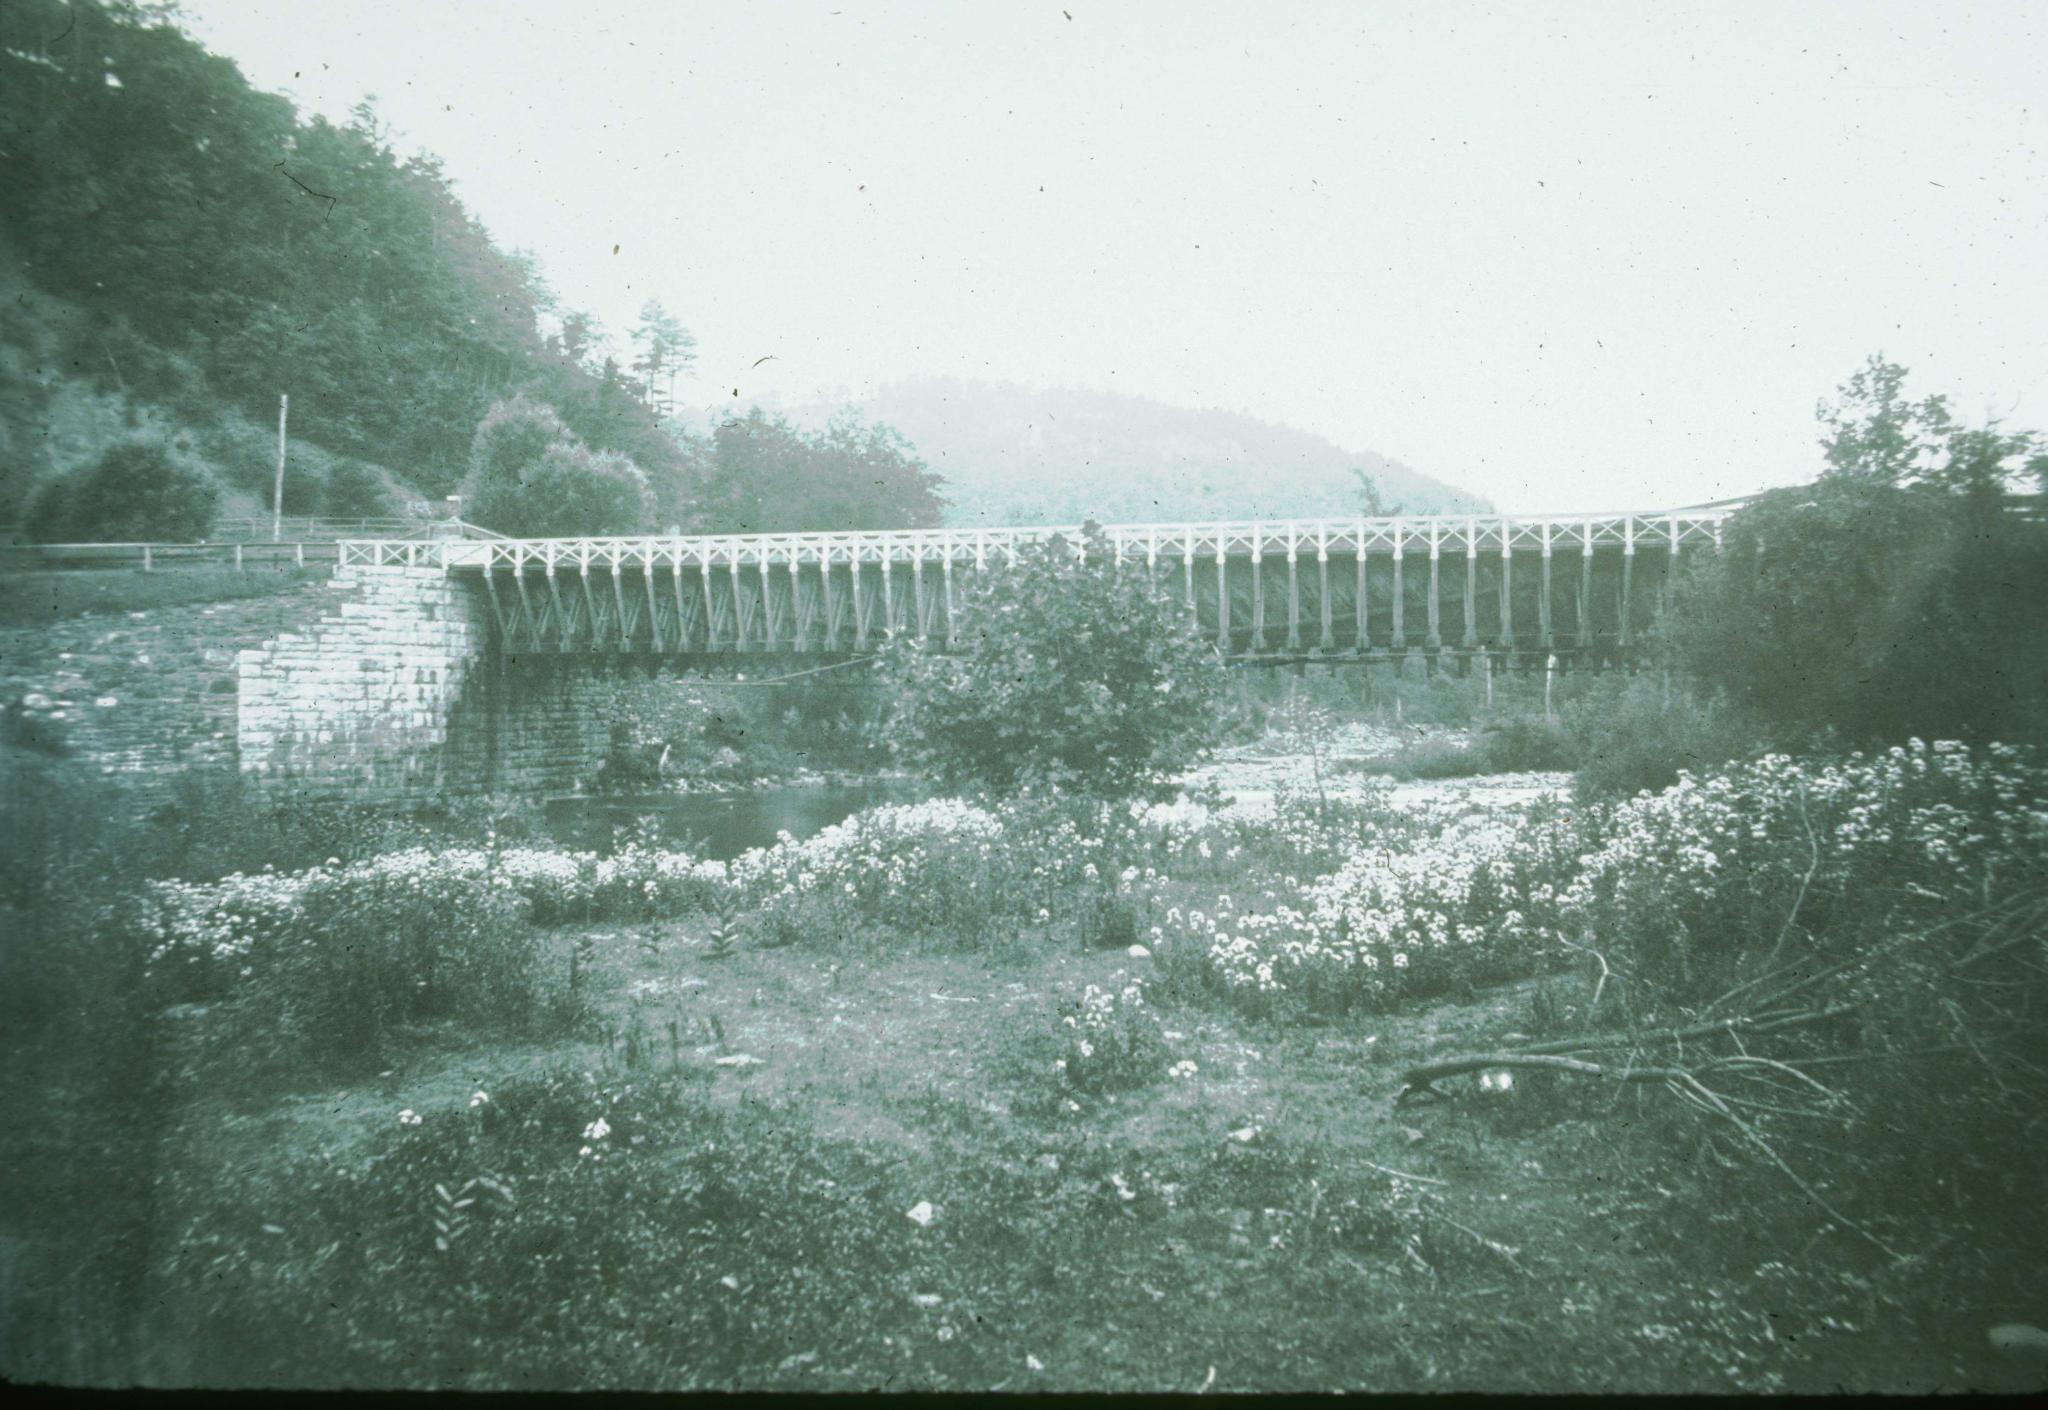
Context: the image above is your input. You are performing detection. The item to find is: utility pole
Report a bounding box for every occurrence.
[272,393,289,542]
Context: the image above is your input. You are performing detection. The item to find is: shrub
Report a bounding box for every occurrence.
[1558,739,2048,1010]
[152,854,561,1077]
[458,396,654,537]
[1660,359,2048,747]
[881,525,1228,802]
[323,457,393,517]
[1565,676,1762,800]
[27,440,220,542]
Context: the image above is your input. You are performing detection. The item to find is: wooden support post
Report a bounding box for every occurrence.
[708,561,724,651]
[912,556,928,641]
[1482,645,1494,709]
[141,543,152,573]
[754,558,773,649]
[1539,523,1554,649]
[515,569,540,653]
[1620,519,1636,650]
[1426,524,1442,649]
[1146,528,1159,592]
[1578,525,1594,648]
[645,565,663,652]
[548,568,572,652]
[1216,549,1230,652]
[881,555,895,638]
[612,565,632,650]
[482,566,506,638]
[1498,535,1514,652]
[580,566,602,654]
[1462,522,1478,648]
[673,556,688,652]
[1390,541,1406,649]
[1318,541,1334,651]
[1286,544,1302,651]
[1355,542,1369,650]
[1183,536,1196,621]
[1250,543,1266,652]
[853,560,870,648]
[729,554,747,650]
[822,551,839,651]
[942,555,956,647]
[782,557,798,651]
[294,542,305,568]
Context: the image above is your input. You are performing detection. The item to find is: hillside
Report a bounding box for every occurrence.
[777,378,1492,527]
[0,242,425,536]
[0,0,687,539]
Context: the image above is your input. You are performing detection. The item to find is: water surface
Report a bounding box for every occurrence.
[544,780,918,860]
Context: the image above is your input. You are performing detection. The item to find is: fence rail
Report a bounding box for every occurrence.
[1,518,504,573]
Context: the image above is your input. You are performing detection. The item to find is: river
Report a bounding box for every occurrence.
[546,720,1571,858]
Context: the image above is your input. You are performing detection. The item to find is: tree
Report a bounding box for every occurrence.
[1664,358,2048,746]
[1352,467,1404,516]
[1816,354,1955,486]
[881,525,1228,800]
[695,408,946,533]
[629,300,694,418]
[457,396,654,537]
[28,441,219,542]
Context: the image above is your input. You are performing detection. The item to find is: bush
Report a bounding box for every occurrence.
[160,855,563,1078]
[27,440,220,542]
[1557,739,2048,1010]
[1565,676,1762,800]
[457,396,653,537]
[1661,359,2048,748]
[882,525,1228,801]
[323,457,393,517]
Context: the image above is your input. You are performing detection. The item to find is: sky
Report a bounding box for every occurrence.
[178,0,2046,514]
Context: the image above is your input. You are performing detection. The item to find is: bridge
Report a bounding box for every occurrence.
[338,503,1735,660]
[240,502,1737,799]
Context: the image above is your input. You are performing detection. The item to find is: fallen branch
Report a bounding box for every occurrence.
[1395,1003,1860,1096]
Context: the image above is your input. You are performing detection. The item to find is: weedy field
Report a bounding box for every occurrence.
[43,927,2033,1394]
[5,742,2045,1392]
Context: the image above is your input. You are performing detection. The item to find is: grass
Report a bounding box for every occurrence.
[7,910,2035,1392]
[0,563,329,626]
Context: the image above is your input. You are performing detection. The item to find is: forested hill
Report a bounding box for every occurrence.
[789,379,1493,528]
[0,0,683,526]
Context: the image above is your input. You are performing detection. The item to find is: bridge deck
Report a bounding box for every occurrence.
[339,503,1738,574]
[335,504,1739,660]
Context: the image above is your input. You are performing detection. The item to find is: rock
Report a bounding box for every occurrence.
[1989,1324,2048,1358]
[906,1200,937,1227]
[1127,944,1151,958]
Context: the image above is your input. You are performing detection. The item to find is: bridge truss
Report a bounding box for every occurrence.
[339,505,1738,663]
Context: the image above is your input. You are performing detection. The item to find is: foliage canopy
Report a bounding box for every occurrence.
[28,440,218,542]
[458,397,654,538]
[881,526,1228,800]
[1664,356,2048,745]
[691,408,947,533]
